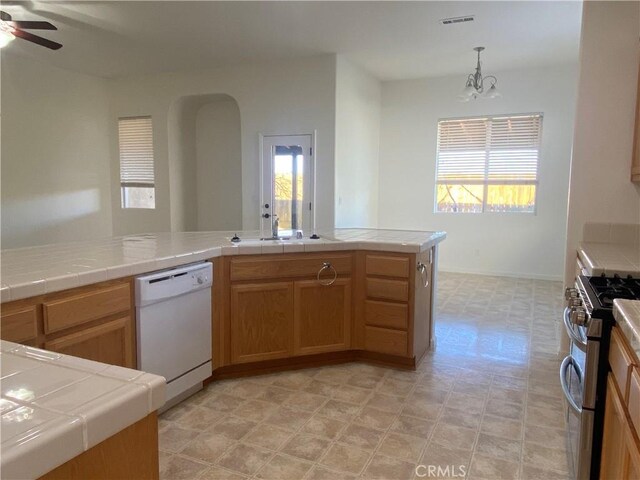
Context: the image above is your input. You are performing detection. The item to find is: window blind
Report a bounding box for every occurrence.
[436,114,542,184]
[118,116,155,187]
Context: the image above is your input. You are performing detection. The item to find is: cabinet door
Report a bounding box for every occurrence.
[601,375,628,480]
[625,427,640,480]
[45,316,134,368]
[293,278,351,356]
[230,282,294,364]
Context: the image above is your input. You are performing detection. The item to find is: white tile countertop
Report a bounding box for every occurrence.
[578,242,640,277]
[614,299,640,359]
[0,229,446,302]
[0,341,165,479]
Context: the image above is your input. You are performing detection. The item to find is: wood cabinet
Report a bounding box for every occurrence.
[293,278,351,356]
[223,253,355,367]
[38,413,159,480]
[601,375,640,480]
[356,249,434,363]
[610,327,636,401]
[0,278,136,368]
[216,248,437,373]
[230,282,294,364]
[1,305,38,344]
[601,327,640,480]
[602,375,631,480]
[45,315,133,367]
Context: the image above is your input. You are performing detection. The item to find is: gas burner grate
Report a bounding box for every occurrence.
[588,276,640,309]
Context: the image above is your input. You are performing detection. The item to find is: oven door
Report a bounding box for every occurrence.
[561,349,583,474]
[561,307,597,480]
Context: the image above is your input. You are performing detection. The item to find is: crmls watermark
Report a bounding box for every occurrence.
[415,464,467,478]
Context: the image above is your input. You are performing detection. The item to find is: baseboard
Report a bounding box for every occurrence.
[438,266,563,282]
[209,350,416,381]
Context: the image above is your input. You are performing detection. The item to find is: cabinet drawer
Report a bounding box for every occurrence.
[610,328,636,400]
[230,254,352,281]
[1,306,38,343]
[629,368,640,439]
[366,255,409,278]
[43,283,131,334]
[365,300,408,330]
[366,278,409,302]
[364,326,407,356]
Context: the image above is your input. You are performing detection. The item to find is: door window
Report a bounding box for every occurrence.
[261,135,314,237]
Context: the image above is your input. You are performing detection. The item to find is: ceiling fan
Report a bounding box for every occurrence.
[0,11,62,50]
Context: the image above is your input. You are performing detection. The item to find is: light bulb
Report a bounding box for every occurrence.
[0,23,15,48]
[484,84,501,99]
[458,83,476,102]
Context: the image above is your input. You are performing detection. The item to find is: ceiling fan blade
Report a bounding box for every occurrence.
[8,20,57,30]
[12,28,62,50]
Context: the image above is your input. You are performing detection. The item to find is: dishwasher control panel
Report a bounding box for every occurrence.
[193,271,209,286]
[135,262,213,307]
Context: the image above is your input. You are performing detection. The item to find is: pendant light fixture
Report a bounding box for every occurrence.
[458,46,500,102]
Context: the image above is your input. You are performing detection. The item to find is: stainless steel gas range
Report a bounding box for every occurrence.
[562,275,640,479]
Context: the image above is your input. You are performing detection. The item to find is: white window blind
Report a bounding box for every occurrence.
[119,116,155,187]
[435,114,542,213]
[118,116,156,209]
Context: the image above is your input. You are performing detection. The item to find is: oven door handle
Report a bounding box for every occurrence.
[563,307,588,352]
[560,355,583,414]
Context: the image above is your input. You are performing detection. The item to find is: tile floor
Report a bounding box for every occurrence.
[159,272,570,480]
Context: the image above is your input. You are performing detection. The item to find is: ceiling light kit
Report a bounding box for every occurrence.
[458,46,500,102]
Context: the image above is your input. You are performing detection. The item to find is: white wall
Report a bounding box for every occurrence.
[196,99,242,231]
[109,55,337,236]
[564,1,640,286]
[167,95,198,232]
[378,64,579,280]
[335,56,381,227]
[166,93,242,232]
[1,53,112,248]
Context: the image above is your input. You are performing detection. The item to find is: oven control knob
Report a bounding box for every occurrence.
[565,287,579,300]
[568,297,582,307]
[570,307,587,326]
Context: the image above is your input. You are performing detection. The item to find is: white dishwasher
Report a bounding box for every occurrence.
[135,262,212,409]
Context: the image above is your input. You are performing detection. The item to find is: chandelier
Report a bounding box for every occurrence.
[458,47,500,102]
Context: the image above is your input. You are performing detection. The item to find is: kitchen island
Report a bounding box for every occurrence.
[0,340,165,479]
[0,228,446,376]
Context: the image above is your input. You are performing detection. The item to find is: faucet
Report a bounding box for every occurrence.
[272,215,279,239]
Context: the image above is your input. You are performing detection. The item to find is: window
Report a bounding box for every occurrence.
[435,114,542,213]
[118,116,155,209]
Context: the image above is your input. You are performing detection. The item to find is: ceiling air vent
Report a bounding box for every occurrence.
[440,15,475,25]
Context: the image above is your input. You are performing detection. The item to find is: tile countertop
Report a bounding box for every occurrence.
[578,242,640,277]
[0,341,165,480]
[614,299,640,359]
[0,229,446,302]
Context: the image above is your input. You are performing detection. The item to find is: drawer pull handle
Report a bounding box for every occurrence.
[317,262,337,286]
[417,262,429,288]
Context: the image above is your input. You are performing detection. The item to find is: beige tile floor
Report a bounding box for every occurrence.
[159,272,570,480]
